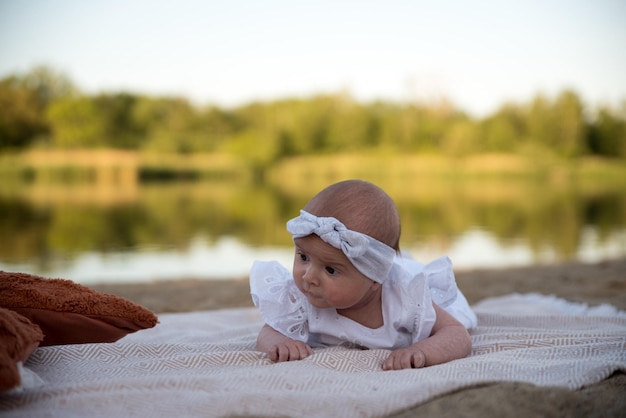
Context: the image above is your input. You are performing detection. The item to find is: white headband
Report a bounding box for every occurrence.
[286,210,395,283]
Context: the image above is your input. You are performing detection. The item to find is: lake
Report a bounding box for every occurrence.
[0,175,624,285]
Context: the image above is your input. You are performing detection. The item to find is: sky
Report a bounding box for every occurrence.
[1,0,625,117]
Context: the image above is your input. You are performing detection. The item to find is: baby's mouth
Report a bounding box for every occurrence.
[303,289,321,301]
[299,283,322,301]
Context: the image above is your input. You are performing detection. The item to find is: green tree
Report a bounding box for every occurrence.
[224,130,278,182]
[526,94,554,151]
[290,96,333,153]
[0,77,48,148]
[588,105,626,158]
[325,93,373,151]
[368,102,404,150]
[21,66,76,108]
[440,118,480,156]
[410,101,464,152]
[133,97,202,153]
[196,106,241,152]
[93,93,143,149]
[46,96,105,148]
[552,90,586,157]
[481,103,526,152]
[0,66,76,149]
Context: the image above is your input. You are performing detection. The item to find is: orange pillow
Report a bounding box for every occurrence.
[0,271,158,347]
[0,307,44,392]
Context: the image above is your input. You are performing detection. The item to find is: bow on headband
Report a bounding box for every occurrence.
[286,210,395,283]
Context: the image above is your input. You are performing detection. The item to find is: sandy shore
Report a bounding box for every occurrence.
[92,258,626,418]
[92,257,626,313]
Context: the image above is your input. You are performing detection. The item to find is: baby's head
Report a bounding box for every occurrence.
[303,179,401,252]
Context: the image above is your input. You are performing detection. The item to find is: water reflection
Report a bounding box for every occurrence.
[0,176,624,284]
[3,229,621,285]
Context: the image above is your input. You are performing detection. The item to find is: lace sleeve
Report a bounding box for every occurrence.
[403,272,436,344]
[424,256,477,329]
[423,256,459,308]
[249,261,310,342]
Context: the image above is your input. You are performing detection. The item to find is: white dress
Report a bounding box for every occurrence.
[249,254,477,350]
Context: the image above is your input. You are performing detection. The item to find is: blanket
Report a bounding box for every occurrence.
[1,293,625,418]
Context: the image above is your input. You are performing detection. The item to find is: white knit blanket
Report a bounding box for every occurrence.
[2,293,625,418]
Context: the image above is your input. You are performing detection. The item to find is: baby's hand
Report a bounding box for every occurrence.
[382,347,426,370]
[267,340,313,362]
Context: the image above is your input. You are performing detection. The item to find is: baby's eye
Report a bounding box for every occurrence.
[298,252,308,262]
[325,266,337,275]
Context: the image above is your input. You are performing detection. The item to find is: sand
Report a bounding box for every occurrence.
[92,257,626,417]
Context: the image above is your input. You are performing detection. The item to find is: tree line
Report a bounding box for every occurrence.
[2,66,625,167]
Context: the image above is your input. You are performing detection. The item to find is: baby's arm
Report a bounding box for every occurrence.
[382,303,472,370]
[256,323,314,362]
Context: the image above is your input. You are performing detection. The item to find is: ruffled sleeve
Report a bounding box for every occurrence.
[423,256,458,308]
[423,256,477,329]
[249,261,310,343]
[406,274,436,344]
[386,260,436,344]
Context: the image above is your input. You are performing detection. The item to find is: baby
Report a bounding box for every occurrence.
[250,179,476,370]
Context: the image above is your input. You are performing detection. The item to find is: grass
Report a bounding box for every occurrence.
[266,152,626,199]
[2,149,625,199]
[0,149,248,184]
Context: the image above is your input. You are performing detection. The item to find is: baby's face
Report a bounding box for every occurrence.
[292,235,378,310]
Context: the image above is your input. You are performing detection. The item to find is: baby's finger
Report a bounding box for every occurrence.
[293,342,313,360]
[383,353,399,370]
[382,353,401,370]
[301,343,313,358]
[276,344,292,362]
[293,345,307,360]
[411,351,426,368]
[399,351,413,369]
[268,346,279,362]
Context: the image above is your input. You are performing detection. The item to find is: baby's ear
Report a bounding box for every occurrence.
[370,281,382,291]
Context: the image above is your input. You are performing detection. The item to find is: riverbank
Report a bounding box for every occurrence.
[92,257,626,313]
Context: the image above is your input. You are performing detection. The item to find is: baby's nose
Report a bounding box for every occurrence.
[303,266,320,285]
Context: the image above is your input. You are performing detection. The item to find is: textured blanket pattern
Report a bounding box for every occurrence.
[1,294,625,418]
